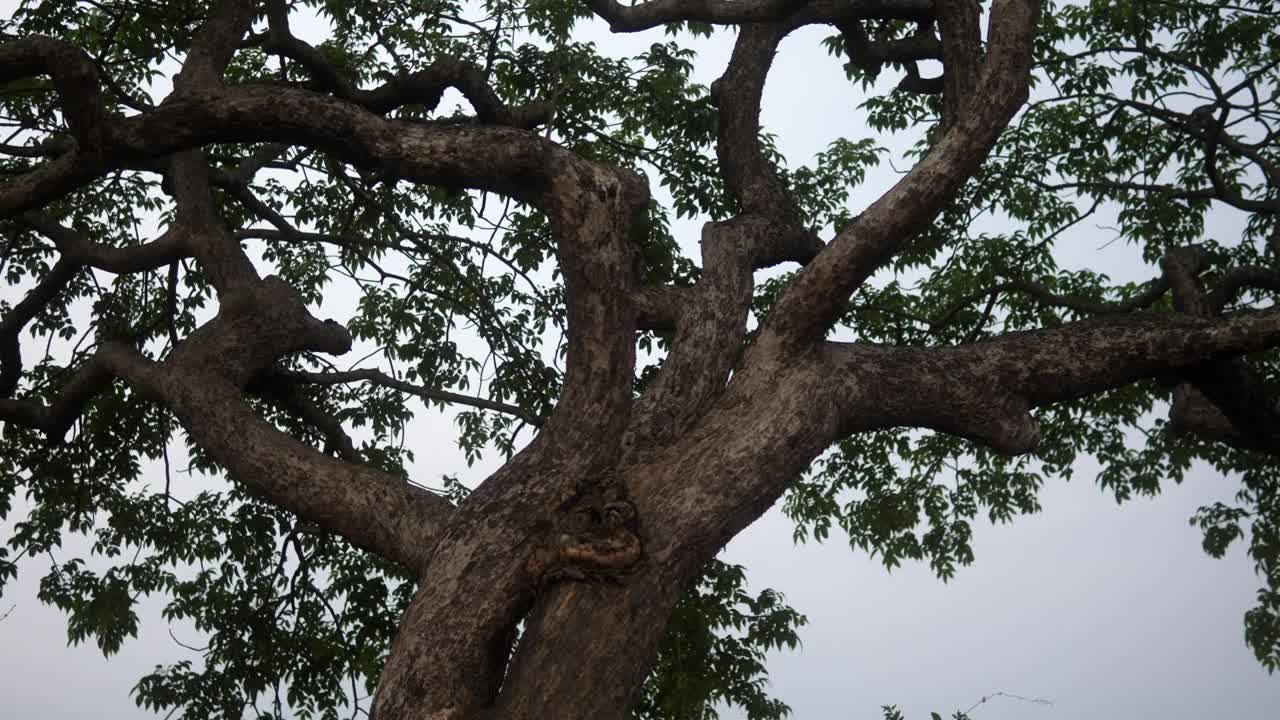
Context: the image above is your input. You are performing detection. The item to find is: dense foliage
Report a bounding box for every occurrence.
[0,1,1277,718]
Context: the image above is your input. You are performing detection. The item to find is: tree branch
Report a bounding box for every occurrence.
[632,284,690,331]
[109,346,453,572]
[1169,383,1280,454]
[835,20,944,85]
[705,19,824,268]
[0,256,78,396]
[821,305,1280,456]
[0,58,664,718]
[0,343,115,439]
[1175,361,1280,456]
[0,36,110,152]
[1157,246,1280,456]
[250,378,362,463]
[19,215,190,274]
[0,82,621,219]
[624,21,820,458]
[279,368,543,427]
[591,0,813,31]
[261,0,553,127]
[757,0,1041,349]
[1,318,449,573]
[1208,265,1280,312]
[590,0,935,32]
[171,0,257,91]
[936,0,983,129]
[927,274,1171,332]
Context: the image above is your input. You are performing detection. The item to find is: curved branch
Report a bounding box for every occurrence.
[1158,246,1280,457]
[278,368,543,427]
[0,338,453,572]
[0,212,197,401]
[711,21,813,255]
[757,0,1041,349]
[262,0,553,127]
[20,215,189,274]
[0,81,641,225]
[1169,383,1280,455]
[0,256,78,396]
[817,305,1280,457]
[1208,266,1280,312]
[591,0,934,32]
[251,378,362,463]
[836,20,944,85]
[592,0,812,31]
[632,284,690,331]
[0,343,114,439]
[0,151,108,217]
[928,275,1171,331]
[109,347,453,573]
[0,36,110,151]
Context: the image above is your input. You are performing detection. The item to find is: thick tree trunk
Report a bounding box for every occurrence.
[7,0,1280,717]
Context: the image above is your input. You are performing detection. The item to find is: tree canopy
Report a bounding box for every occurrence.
[0,0,1278,718]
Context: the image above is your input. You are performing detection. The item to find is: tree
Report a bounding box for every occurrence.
[0,0,1277,717]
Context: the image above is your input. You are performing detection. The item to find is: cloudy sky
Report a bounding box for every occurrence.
[1,2,1278,719]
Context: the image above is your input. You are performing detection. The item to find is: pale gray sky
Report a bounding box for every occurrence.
[1,3,1277,719]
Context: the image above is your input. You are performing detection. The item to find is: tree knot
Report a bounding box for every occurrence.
[526,498,643,584]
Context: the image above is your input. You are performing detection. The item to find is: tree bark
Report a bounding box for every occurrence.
[6,0,1280,717]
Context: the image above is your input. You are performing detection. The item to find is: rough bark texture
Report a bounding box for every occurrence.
[3,1,1280,718]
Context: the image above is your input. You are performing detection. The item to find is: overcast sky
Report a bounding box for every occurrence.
[1,2,1278,719]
